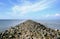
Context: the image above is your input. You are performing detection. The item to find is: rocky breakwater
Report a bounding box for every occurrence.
[0,20,60,39]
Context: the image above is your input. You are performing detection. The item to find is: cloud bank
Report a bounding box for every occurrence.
[6,0,56,16]
[0,0,59,19]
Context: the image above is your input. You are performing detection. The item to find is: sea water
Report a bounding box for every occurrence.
[0,20,24,32]
[0,20,60,32]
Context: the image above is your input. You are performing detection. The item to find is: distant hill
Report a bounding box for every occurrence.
[0,20,60,39]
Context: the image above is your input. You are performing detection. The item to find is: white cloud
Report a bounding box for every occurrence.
[55,13,60,16]
[45,14,50,17]
[11,0,56,16]
[44,13,60,18]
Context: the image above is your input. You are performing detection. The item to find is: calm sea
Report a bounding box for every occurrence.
[36,20,60,30]
[0,20,25,32]
[0,20,60,32]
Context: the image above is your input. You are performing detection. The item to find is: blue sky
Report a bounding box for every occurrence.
[0,0,60,20]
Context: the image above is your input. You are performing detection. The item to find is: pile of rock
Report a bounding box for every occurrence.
[0,20,60,39]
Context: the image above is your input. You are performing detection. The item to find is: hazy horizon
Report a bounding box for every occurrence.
[0,0,60,32]
[0,20,60,32]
